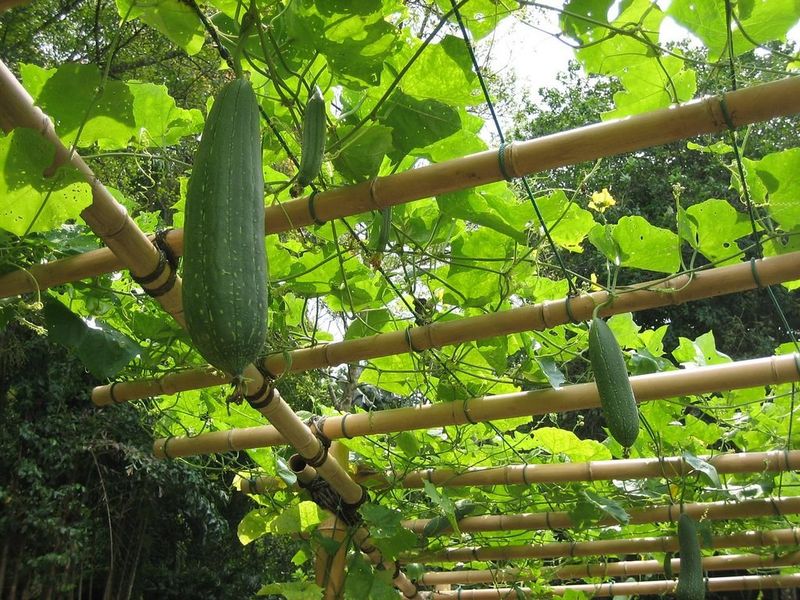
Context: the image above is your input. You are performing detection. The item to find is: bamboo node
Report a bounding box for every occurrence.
[161,435,174,460]
[462,398,478,425]
[564,294,581,324]
[406,327,424,353]
[497,142,515,180]
[244,377,274,410]
[339,412,353,439]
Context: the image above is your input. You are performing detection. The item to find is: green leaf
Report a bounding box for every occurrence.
[43,296,140,379]
[21,63,203,150]
[115,0,205,55]
[561,0,613,41]
[534,356,566,389]
[672,331,732,367]
[438,183,532,242]
[401,36,480,106]
[258,581,322,599]
[589,216,680,273]
[269,501,324,535]
[378,90,461,160]
[332,124,394,182]
[530,427,611,462]
[0,129,92,236]
[535,190,597,252]
[681,199,752,265]
[237,508,274,545]
[747,148,800,232]
[580,489,629,525]
[668,0,800,58]
[682,451,721,487]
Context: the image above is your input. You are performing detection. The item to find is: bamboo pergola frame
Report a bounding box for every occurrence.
[418,551,800,585]
[421,574,800,598]
[402,496,800,536]
[240,450,800,494]
[0,58,366,520]
[93,251,800,406]
[153,352,800,458]
[4,76,800,301]
[412,527,800,564]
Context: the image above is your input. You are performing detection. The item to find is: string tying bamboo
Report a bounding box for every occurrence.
[422,574,800,599]
[417,551,800,585]
[153,353,800,458]
[402,496,800,536]
[240,450,800,494]
[5,76,800,300]
[0,60,364,505]
[94,251,800,406]
[412,527,800,564]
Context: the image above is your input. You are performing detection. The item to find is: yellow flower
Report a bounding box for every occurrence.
[589,188,616,213]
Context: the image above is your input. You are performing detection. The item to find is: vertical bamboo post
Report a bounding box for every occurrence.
[314,442,349,600]
[314,518,348,600]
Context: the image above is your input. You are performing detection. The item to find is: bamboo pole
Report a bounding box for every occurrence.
[418,551,800,585]
[413,527,800,564]
[402,496,800,536]
[290,453,423,600]
[95,251,800,406]
[241,450,800,494]
[422,574,800,599]
[153,353,800,458]
[314,443,349,600]
[314,517,348,600]
[0,60,363,505]
[5,76,800,300]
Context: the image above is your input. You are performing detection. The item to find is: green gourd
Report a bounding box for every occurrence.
[182,78,267,386]
[676,513,705,600]
[588,316,640,448]
[297,86,326,187]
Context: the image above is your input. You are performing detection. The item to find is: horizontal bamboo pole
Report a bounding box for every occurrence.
[5,76,800,300]
[423,574,800,599]
[0,60,365,505]
[241,450,800,493]
[153,353,800,458]
[95,250,800,406]
[402,496,800,535]
[413,527,800,564]
[418,551,800,585]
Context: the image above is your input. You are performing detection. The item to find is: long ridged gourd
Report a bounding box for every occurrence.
[182,78,267,383]
[588,317,640,447]
[676,513,705,600]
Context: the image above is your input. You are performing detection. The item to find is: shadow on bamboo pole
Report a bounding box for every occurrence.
[152,353,800,458]
[402,496,800,536]
[422,574,800,599]
[240,450,800,494]
[95,250,800,406]
[417,551,800,585]
[4,76,800,299]
[0,60,363,505]
[411,527,800,564]
[314,443,350,600]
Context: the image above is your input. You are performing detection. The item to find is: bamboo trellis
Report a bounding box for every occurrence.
[421,574,800,599]
[3,76,800,300]
[417,551,800,585]
[402,496,800,536]
[411,527,800,564]
[93,251,800,406]
[240,450,800,494]
[153,352,800,458]
[0,60,366,514]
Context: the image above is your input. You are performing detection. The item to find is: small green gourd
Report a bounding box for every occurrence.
[587,316,640,448]
[297,86,326,187]
[676,513,705,600]
[182,78,267,386]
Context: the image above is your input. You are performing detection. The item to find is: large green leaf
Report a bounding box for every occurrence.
[43,296,140,379]
[115,0,205,55]
[21,63,203,150]
[668,0,800,58]
[589,216,680,273]
[0,129,92,236]
[680,199,752,265]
